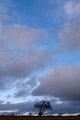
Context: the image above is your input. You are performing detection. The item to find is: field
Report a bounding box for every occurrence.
[0,116,80,120]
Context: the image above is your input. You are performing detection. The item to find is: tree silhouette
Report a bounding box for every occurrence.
[34,100,52,116]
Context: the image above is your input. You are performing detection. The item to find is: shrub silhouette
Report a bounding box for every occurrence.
[34,100,52,116]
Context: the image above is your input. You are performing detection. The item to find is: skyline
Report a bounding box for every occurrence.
[0,0,80,115]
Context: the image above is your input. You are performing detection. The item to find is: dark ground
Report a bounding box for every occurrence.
[0,116,80,120]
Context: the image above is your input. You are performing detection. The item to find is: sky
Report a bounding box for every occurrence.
[0,0,80,116]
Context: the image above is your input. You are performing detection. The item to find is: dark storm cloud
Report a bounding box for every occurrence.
[33,65,80,104]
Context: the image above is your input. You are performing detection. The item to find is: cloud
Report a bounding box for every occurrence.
[59,15,80,51]
[0,110,18,114]
[0,0,15,23]
[0,0,80,114]
[0,100,35,115]
[0,47,52,79]
[0,100,51,115]
[58,1,80,51]
[0,47,52,90]
[0,3,9,21]
[0,99,80,115]
[33,65,80,104]
[14,76,37,98]
[0,21,53,92]
[13,46,53,97]
[0,23,47,50]
[0,0,53,97]
[64,1,80,17]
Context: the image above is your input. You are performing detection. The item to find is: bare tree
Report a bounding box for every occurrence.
[34,100,52,116]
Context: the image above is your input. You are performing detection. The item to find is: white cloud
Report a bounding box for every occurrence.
[0,110,18,113]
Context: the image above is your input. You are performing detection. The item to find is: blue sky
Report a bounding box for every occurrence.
[0,0,80,116]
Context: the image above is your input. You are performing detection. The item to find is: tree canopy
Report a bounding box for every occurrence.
[34,100,52,116]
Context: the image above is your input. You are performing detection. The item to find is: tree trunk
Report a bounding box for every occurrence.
[38,108,42,116]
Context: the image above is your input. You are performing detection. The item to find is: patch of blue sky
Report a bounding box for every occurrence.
[6,0,65,29]
[55,50,80,66]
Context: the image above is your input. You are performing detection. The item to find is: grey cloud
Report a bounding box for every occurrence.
[0,99,80,115]
[0,0,52,97]
[14,76,37,98]
[14,75,39,98]
[0,3,9,21]
[59,12,80,51]
[63,1,80,18]
[14,79,31,98]
[5,25,47,49]
[0,23,47,50]
[0,101,35,115]
[27,76,37,88]
[0,15,53,102]
[0,47,53,90]
[15,90,27,98]
[0,48,52,78]
[0,22,53,91]
[48,0,80,51]
[0,0,22,24]
[33,65,80,104]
